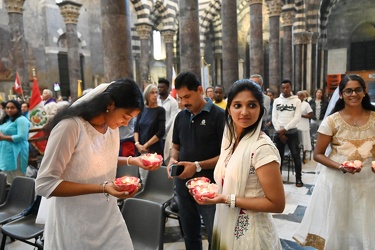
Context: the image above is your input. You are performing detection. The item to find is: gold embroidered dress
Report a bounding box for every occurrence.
[293,111,375,250]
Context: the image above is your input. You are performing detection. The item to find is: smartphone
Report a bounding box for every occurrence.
[170,164,184,176]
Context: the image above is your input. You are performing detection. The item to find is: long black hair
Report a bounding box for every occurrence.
[0,100,22,124]
[46,78,144,132]
[225,79,264,149]
[330,74,375,114]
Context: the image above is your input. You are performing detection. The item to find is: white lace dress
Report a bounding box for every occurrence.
[293,111,375,250]
[36,117,133,250]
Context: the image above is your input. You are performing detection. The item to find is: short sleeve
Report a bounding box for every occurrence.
[253,137,281,170]
[318,115,333,136]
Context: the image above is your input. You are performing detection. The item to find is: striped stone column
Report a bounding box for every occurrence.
[136,23,152,88]
[57,0,82,100]
[161,29,175,84]
[281,5,295,82]
[248,0,263,76]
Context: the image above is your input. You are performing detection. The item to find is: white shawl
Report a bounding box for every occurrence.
[212,121,263,249]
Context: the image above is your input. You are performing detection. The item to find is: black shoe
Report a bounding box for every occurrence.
[296,179,304,187]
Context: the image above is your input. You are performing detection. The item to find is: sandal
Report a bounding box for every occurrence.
[296,179,304,187]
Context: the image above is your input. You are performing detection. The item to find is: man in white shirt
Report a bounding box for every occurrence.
[157,78,179,150]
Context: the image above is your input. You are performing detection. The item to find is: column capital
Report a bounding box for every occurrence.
[161,29,175,44]
[311,32,319,44]
[136,24,153,40]
[294,32,311,45]
[281,7,295,27]
[4,0,25,14]
[247,0,263,6]
[57,1,82,24]
[266,1,283,17]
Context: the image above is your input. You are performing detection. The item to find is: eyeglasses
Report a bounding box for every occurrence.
[342,87,364,96]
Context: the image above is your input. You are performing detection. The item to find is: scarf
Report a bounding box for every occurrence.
[212,120,263,249]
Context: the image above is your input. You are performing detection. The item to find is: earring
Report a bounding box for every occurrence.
[106,109,109,113]
[339,96,342,99]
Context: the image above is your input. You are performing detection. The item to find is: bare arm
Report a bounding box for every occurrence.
[313,132,341,170]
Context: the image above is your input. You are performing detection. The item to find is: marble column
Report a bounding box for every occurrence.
[5,0,29,95]
[161,29,175,84]
[266,0,283,94]
[310,32,319,92]
[136,24,152,88]
[178,0,201,78]
[214,53,222,86]
[57,1,82,101]
[101,0,133,82]
[281,5,295,82]
[221,0,239,90]
[305,32,313,94]
[248,0,263,76]
[294,32,309,91]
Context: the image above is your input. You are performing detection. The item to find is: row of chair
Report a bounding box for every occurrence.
[0,174,44,250]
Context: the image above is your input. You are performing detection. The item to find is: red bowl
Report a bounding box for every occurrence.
[141,153,163,166]
[186,177,211,189]
[113,176,140,192]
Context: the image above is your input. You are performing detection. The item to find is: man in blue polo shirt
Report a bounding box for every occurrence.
[167,71,225,250]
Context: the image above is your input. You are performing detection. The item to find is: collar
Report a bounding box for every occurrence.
[186,97,213,119]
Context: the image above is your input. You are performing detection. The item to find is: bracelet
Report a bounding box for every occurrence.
[127,156,132,166]
[101,181,109,201]
[225,195,230,206]
[339,164,347,174]
[230,194,236,208]
[135,142,140,145]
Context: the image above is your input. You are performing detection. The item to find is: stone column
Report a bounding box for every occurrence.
[281,5,295,82]
[221,0,239,90]
[294,32,308,91]
[136,24,152,88]
[310,32,319,92]
[248,0,263,76]
[305,32,313,94]
[5,0,29,95]
[57,1,82,101]
[161,29,175,84]
[101,0,133,81]
[178,0,201,78]
[266,0,283,94]
[214,53,222,86]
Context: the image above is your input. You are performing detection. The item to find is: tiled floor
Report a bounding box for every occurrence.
[3,159,317,250]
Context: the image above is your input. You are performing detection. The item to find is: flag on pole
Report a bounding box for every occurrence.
[28,74,49,154]
[77,80,82,97]
[170,66,177,99]
[13,72,23,95]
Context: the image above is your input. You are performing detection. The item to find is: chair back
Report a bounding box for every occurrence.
[116,165,140,178]
[0,177,35,221]
[122,198,164,250]
[0,173,7,204]
[134,166,173,205]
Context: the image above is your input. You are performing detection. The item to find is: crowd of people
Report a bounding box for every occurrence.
[0,72,374,250]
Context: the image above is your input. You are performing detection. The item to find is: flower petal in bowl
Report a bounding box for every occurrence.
[113,176,140,192]
[186,177,210,189]
[141,153,163,166]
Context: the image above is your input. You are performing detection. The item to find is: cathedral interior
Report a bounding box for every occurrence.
[0,0,374,101]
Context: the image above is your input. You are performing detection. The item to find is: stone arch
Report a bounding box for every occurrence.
[319,0,341,44]
[199,0,221,54]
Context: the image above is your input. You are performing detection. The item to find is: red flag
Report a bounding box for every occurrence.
[170,66,177,99]
[13,72,23,94]
[28,76,48,154]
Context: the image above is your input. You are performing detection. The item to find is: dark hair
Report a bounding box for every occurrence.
[314,88,326,102]
[225,79,264,149]
[0,102,6,109]
[46,78,144,132]
[175,71,201,91]
[158,78,170,88]
[21,102,29,108]
[331,74,375,114]
[0,100,22,124]
[281,79,292,87]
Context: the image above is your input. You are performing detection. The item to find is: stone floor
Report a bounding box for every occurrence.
[3,158,318,250]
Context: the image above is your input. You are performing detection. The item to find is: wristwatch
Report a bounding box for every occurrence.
[194,161,202,172]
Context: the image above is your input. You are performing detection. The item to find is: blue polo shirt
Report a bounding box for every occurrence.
[172,98,225,181]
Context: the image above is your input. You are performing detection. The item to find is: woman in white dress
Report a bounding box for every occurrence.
[36,79,159,249]
[193,79,285,249]
[293,74,375,249]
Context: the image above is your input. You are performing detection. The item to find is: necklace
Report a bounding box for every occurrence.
[340,109,366,127]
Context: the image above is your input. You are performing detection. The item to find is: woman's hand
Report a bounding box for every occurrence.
[131,156,161,171]
[193,193,226,205]
[105,182,141,199]
[135,143,148,154]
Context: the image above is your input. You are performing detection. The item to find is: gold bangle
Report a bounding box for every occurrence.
[127,156,132,166]
[101,181,109,201]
